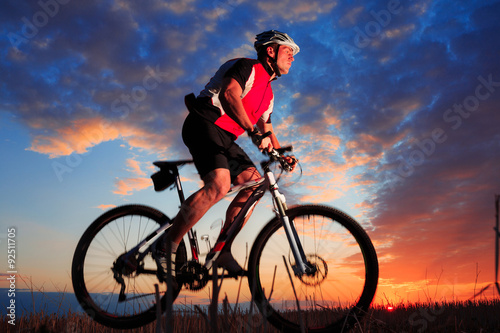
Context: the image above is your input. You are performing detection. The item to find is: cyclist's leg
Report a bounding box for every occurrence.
[210,167,262,274]
[168,112,236,245]
[154,112,233,280]
[154,168,230,282]
[224,166,261,230]
[203,165,260,272]
[168,168,231,245]
[204,144,259,272]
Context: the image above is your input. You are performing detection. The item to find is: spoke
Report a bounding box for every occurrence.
[251,206,377,331]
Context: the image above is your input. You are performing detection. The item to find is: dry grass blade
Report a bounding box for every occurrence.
[2,299,500,332]
[209,260,220,333]
[155,284,163,333]
[282,255,305,333]
[165,238,174,333]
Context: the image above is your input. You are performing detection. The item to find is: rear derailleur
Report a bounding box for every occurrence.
[112,253,142,302]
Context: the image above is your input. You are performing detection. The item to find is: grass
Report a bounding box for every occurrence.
[2,299,500,332]
[362,300,500,332]
[5,253,499,332]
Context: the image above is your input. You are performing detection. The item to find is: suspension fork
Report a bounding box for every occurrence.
[266,171,310,275]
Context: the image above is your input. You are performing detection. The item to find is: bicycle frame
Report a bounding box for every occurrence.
[123,150,311,277]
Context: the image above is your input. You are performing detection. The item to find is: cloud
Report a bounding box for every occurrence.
[26,116,176,158]
[159,0,197,15]
[2,0,500,301]
[113,177,152,195]
[110,157,153,195]
[126,158,147,176]
[339,6,365,27]
[96,204,117,210]
[256,0,337,22]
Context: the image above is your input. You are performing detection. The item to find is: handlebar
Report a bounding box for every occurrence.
[262,146,297,172]
[250,129,297,172]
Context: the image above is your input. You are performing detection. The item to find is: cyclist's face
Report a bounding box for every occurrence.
[275,46,295,75]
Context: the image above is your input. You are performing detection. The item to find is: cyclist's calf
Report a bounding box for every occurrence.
[171,169,231,242]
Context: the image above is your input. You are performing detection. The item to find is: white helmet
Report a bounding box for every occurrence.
[254,30,300,56]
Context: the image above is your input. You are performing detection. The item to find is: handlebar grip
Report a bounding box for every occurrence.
[262,131,272,139]
[276,146,293,154]
[251,131,272,147]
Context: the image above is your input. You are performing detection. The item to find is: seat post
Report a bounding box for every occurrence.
[173,169,186,204]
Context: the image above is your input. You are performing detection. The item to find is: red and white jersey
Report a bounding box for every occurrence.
[198,58,274,137]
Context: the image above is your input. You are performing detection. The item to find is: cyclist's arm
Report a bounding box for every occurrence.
[219,77,254,133]
[258,119,298,170]
[258,120,280,149]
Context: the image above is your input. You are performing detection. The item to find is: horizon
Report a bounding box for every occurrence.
[1,284,498,318]
[1,0,500,312]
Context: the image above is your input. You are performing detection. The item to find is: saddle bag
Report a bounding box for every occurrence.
[151,168,176,192]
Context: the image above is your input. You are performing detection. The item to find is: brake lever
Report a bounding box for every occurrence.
[267,146,297,172]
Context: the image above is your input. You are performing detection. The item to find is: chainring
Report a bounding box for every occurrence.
[178,261,209,291]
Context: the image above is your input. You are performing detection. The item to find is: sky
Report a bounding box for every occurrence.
[1,0,500,308]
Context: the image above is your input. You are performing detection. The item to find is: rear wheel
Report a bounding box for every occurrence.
[248,205,378,332]
[71,205,186,329]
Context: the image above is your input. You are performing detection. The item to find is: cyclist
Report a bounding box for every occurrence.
[153,30,299,282]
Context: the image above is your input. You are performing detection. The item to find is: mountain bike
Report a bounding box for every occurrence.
[71,145,379,332]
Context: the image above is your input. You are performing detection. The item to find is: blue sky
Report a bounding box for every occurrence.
[1,0,500,305]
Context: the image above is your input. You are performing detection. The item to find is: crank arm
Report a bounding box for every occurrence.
[210,270,248,279]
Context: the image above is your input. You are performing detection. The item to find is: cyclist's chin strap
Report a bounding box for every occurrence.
[268,45,281,78]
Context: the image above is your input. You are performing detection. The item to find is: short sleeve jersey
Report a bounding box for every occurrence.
[198,58,274,138]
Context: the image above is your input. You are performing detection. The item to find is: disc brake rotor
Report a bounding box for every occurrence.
[294,254,328,286]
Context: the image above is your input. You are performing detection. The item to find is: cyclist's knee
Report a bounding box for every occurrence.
[234,167,261,185]
[203,169,231,202]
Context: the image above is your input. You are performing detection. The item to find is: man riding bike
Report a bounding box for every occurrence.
[153,30,300,282]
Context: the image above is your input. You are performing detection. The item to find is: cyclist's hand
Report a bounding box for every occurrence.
[250,129,273,152]
[259,137,273,152]
[284,155,298,172]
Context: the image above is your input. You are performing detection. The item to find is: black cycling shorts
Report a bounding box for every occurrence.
[182,112,255,183]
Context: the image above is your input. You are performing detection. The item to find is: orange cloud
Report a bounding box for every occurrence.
[113,177,152,195]
[96,204,117,210]
[27,116,174,158]
[126,158,147,176]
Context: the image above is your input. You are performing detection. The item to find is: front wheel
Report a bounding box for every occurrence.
[71,205,186,329]
[248,205,379,332]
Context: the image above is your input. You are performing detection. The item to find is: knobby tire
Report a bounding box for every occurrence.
[248,205,379,333]
[71,205,186,329]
